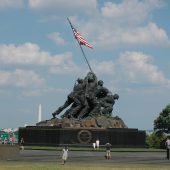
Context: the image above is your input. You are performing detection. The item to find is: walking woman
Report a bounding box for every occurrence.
[62,146,68,164]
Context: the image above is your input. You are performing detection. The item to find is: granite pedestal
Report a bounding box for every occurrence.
[19,126,145,147]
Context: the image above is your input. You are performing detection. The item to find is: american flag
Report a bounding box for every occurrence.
[72,27,93,49]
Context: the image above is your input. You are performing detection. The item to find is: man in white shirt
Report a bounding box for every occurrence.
[93,142,96,150]
[96,139,100,149]
[165,137,170,159]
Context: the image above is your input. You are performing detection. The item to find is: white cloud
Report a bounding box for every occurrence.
[120,22,170,46]
[0,43,73,65]
[76,0,169,48]
[93,22,170,48]
[0,69,45,87]
[0,42,87,76]
[0,71,11,85]
[49,59,81,75]
[117,51,170,86]
[91,60,115,75]
[49,57,115,76]
[101,0,163,24]
[26,0,169,48]
[47,32,65,45]
[0,0,23,9]
[122,23,170,45]
[28,0,97,14]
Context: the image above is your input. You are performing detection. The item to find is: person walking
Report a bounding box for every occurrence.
[105,142,112,159]
[93,142,96,150]
[165,137,170,160]
[62,146,68,165]
[10,135,15,145]
[96,139,100,149]
[20,137,24,151]
[4,137,8,144]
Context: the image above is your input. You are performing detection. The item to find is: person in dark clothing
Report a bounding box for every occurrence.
[105,142,112,159]
[20,137,24,151]
[165,137,170,160]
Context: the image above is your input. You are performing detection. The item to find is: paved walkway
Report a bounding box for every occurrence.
[15,150,170,166]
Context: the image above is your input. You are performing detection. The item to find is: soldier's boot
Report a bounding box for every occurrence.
[52,109,62,118]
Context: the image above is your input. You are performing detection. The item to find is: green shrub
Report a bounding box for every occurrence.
[146,132,166,149]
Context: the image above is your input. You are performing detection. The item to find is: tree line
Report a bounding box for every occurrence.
[146,103,170,149]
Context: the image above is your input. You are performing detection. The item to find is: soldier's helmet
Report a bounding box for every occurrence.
[88,76,94,82]
[113,94,119,100]
[77,78,83,84]
[98,80,103,86]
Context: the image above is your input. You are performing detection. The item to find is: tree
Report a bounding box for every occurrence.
[154,103,170,134]
[146,132,166,149]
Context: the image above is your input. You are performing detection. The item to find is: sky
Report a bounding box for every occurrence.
[0,0,170,130]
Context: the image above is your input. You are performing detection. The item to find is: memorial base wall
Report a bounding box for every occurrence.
[19,126,146,147]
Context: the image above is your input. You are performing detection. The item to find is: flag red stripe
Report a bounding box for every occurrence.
[73,28,93,49]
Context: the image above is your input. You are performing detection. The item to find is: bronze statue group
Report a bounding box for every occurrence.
[52,72,119,119]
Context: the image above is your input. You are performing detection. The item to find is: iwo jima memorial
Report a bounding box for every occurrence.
[19,19,145,147]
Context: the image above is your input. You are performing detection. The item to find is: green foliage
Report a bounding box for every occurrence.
[154,103,170,134]
[146,132,166,149]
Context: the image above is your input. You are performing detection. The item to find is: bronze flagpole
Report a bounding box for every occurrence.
[67,18,93,73]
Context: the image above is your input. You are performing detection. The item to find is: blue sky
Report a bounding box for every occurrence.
[0,0,170,130]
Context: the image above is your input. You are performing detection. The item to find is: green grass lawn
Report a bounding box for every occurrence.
[0,162,169,170]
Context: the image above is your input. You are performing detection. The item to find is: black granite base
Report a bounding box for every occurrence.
[19,126,146,147]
